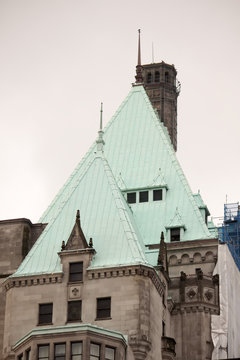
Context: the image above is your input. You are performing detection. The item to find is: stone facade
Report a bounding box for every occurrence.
[142,62,180,151]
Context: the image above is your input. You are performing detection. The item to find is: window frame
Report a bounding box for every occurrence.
[71,341,83,360]
[38,303,53,325]
[105,346,116,360]
[69,262,83,283]
[170,228,180,242]
[139,191,148,203]
[54,343,66,360]
[67,300,82,322]
[96,297,111,320]
[153,189,163,201]
[38,344,49,360]
[127,192,136,204]
[90,342,100,360]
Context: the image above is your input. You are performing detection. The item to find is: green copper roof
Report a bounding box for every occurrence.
[13,84,215,277]
[13,324,127,349]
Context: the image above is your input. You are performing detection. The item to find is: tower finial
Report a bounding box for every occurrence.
[96,102,105,151]
[135,29,143,83]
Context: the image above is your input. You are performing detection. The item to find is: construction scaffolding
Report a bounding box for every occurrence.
[218,202,240,271]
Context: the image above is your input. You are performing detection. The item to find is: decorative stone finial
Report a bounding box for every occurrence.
[61,240,66,251]
[135,29,143,83]
[89,238,93,248]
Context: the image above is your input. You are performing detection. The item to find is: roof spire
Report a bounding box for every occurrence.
[135,29,143,83]
[96,102,105,151]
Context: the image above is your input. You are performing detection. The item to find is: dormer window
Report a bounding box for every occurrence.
[139,191,148,203]
[153,189,162,201]
[170,228,180,242]
[155,71,160,82]
[69,262,83,282]
[127,192,136,204]
[147,72,152,83]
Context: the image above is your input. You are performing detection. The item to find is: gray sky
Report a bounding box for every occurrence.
[0,0,239,224]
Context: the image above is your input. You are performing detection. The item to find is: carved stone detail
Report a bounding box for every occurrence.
[185,286,198,302]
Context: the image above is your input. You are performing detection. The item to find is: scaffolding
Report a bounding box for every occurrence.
[218,202,240,271]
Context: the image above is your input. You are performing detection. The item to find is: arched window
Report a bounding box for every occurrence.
[147,72,152,83]
[165,72,169,83]
[155,71,160,82]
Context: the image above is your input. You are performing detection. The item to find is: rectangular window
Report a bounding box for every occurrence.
[17,354,23,360]
[127,192,136,204]
[139,191,148,203]
[170,228,180,242]
[96,297,111,319]
[38,345,49,360]
[69,262,83,282]
[105,346,115,360]
[38,303,53,325]
[153,189,162,201]
[162,321,166,336]
[68,300,82,322]
[90,343,100,360]
[71,342,82,360]
[25,348,31,360]
[54,343,66,360]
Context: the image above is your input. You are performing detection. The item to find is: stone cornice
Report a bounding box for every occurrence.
[4,273,63,291]
[171,303,219,315]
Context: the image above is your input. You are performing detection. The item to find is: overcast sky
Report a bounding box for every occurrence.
[0,0,239,224]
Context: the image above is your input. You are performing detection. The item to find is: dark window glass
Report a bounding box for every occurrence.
[26,349,31,360]
[155,71,160,82]
[105,346,115,360]
[68,301,82,322]
[139,191,148,203]
[69,262,83,282]
[38,345,49,360]
[39,303,53,325]
[165,72,169,83]
[127,192,136,204]
[170,228,180,242]
[96,297,111,319]
[162,321,166,336]
[17,354,23,360]
[54,343,66,360]
[153,189,162,201]
[147,72,152,83]
[90,343,100,360]
[71,342,82,360]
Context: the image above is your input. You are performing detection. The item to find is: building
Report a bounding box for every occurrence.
[0,33,240,360]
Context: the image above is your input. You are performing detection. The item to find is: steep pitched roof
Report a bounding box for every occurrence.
[15,84,216,277]
[13,150,147,277]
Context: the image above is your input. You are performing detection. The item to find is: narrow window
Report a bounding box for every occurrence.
[127,192,136,204]
[25,349,31,360]
[139,191,148,203]
[38,303,53,325]
[105,346,115,360]
[96,297,111,319]
[68,301,82,322]
[153,189,162,201]
[69,262,83,282]
[38,345,49,360]
[155,71,160,82]
[165,72,169,83]
[54,343,66,360]
[162,321,166,336]
[147,72,152,83]
[17,354,23,360]
[90,343,100,360]
[170,228,180,242]
[71,342,82,360]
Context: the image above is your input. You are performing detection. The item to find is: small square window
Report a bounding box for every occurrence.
[38,303,53,325]
[71,342,82,360]
[170,228,180,242]
[153,189,162,201]
[38,345,49,360]
[105,346,115,360]
[96,297,111,319]
[54,343,66,360]
[69,262,83,282]
[90,343,100,360]
[127,192,136,204]
[139,191,148,203]
[68,301,82,322]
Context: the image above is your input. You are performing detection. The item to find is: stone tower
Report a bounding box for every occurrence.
[142,62,180,151]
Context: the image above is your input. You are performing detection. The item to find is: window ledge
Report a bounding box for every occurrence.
[37,322,53,326]
[95,317,112,321]
[68,281,83,285]
[66,320,82,324]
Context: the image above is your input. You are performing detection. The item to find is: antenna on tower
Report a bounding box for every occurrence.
[135,29,143,83]
[96,102,105,151]
[152,42,154,63]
